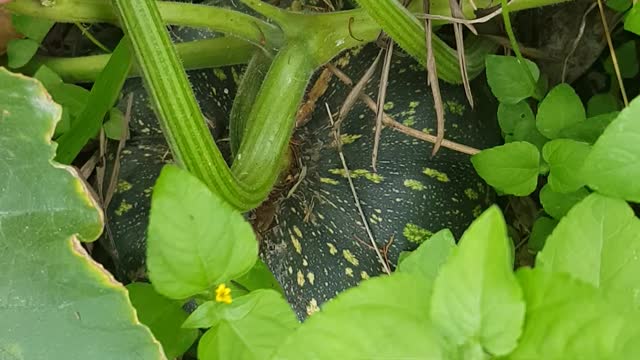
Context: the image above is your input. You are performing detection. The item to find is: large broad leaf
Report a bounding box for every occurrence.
[185,290,298,360]
[583,96,640,202]
[430,206,525,357]
[471,142,540,196]
[537,193,640,308]
[536,83,586,139]
[508,268,640,359]
[542,139,591,193]
[126,283,198,359]
[273,273,445,359]
[0,68,165,359]
[147,165,258,299]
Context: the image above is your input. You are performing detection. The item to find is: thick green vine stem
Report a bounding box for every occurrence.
[111,0,262,210]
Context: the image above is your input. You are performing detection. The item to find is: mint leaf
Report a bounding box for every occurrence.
[537,193,640,308]
[147,165,258,299]
[536,83,586,139]
[539,184,589,220]
[583,96,640,201]
[431,206,525,356]
[542,139,591,193]
[485,55,540,104]
[471,142,540,196]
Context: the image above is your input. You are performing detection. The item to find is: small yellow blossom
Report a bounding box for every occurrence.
[215,283,232,304]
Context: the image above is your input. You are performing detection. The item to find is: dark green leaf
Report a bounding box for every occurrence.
[583,96,640,201]
[603,41,638,79]
[539,184,589,220]
[11,14,55,42]
[471,142,540,196]
[7,38,39,68]
[485,55,540,104]
[431,206,524,356]
[528,216,558,252]
[542,139,591,193]
[536,83,586,139]
[606,0,632,11]
[127,283,198,359]
[147,165,258,300]
[587,93,620,117]
[47,83,90,117]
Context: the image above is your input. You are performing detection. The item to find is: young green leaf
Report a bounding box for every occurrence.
[7,38,39,68]
[509,111,549,151]
[147,165,258,300]
[471,142,540,196]
[583,96,640,201]
[485,55,540,104]
[625,3,640,35]
[537,193,640,308]
[536,83,586,139]
[603,40,638,79]
[233,259,284,295]
[33,64,63,88]
[127,283,198,359]
[0,68,164,360]
[103,107,126,140]
[542,139,591,193]
[528,216,558,252]
[430,206,525,356]
[273,273,445,359]
[196,290,299,360]
[558,112,618,144]
[397,229,456,283]
[587,93,620,117]
[510,268,640,359]
[11,13,54,42]
[498,101,535,136]
[539,184,589,220]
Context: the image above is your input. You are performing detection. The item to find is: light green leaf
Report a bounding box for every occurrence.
[147,165,258,300]
[486,55,540,104]
[528,216,558,252]
[183,301,223,329]
[127,283,198,359]
[498,101,534,136]
[509,268,640,359]
[542,139,591,193]
[510,112,549,151]
[583,96,640,201]
[11,14,55,42]
[471,142,540,196]
[0,68,165,359]
[625,3,640,35]
[33,64,63,89]
[234,259,285,295]
[397,229,456,283]
[539,184,589,220]
[197,290,299,360]
[431,206,525,356]
[7,38,39,68]
[536,83,586,139]
[47,82,90,118]
[558,112,618,144]
[103,107,126,140]
[274,273,445,359]
[603,41,638,79]
[537,193,640,308]
[587,93,620,117]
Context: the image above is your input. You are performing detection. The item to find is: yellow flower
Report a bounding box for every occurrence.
[215,283,232,304]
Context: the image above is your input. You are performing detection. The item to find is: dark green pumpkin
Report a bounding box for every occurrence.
[259,45,501,318]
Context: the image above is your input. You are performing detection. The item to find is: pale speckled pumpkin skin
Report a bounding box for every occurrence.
[260,45,502,318]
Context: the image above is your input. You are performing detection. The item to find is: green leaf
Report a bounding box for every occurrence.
[528,216,558,252]
[625,3,640,35]
[583,96,640,201]
[147,165,258,300]
[274,273,445,359]
[397,229,456,283]
[536,83,586,139]
[47,82,90,118]
[539,184,589,220]
[498,101,534,136]
[485,55,540,104]
[606,0,632,12]
[7,38,39,68]
[234,258,284,295]
[587,93,620,117]
[11,14,55,42]
[542,139,591,193]
[33,64,63,89]
[509,111,549,151]
[603,40,638,79]
[103,107,126,140]
[471,142,540,196]
[196,290,299,360]
[430,206,525,356]
[0,68,164,359]
[509,268,640,359]
[127,283,198,359]
[55,37,132,164]
[537,193,640,308]
[558,112,618,144]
